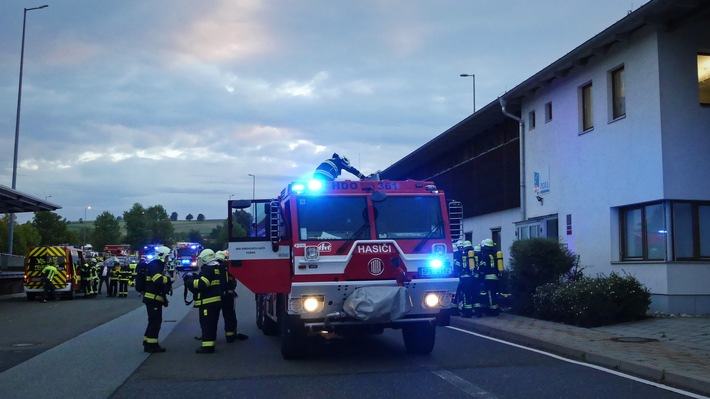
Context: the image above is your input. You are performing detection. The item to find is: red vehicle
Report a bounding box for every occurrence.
[23,245,86,300]
[172,242,203,272]
[228,178,462,359]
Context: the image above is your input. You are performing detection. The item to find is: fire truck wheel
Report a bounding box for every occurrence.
[261,296,279,336]
[280,316,307,360]
[67,289,76,300]
[26,293,37,301]
[402,321,436,355]
[256,298,264,330]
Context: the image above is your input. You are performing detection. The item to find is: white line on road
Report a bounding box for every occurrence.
[447,326,710,399]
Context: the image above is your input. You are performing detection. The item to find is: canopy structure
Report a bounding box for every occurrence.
[0,184,61,214]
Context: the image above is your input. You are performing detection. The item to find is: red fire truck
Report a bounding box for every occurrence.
[228,178,463,359]
[172,242,203,272]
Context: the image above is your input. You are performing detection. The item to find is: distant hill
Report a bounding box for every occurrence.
[67,219,225,236]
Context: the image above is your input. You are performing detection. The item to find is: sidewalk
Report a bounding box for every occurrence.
[450,312,710,397]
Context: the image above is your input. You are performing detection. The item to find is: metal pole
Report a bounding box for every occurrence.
[459,73,476,114]
[7,5,48,254]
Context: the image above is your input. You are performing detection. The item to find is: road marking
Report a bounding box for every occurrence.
[428,368,499,398]
[447,326,710,399]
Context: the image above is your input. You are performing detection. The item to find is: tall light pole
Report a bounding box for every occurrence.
[460,73,476,113]
[7,4,48,254]
[248,174,256,236]
[83,206,91,248]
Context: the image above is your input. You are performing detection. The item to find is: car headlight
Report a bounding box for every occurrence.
[424,292,440,308]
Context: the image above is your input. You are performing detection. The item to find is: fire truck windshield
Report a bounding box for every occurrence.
[297,196,369,240]
[374,196,445,239]
[177,247,198,257]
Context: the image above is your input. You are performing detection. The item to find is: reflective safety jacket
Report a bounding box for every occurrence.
[42,265,58,281]
[314,157,365,181]
[142,259,171,304]
[189,261,225,307]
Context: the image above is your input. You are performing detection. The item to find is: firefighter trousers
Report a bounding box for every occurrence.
[144,301,163,345]
[199,304,221,348]
[222,294,237,340]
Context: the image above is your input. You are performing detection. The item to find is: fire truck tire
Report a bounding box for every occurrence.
[26,293,37,301]
[402,321,436,355]
[280,315,307,360]
[67,289,76,300]
[261,296,279,336]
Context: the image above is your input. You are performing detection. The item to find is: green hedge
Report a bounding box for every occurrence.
[533,272,651,327]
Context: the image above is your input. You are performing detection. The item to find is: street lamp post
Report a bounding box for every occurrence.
[248,174,256,236]
[6,4,48,254]
[83,206,91,248]
[459,73,476,113]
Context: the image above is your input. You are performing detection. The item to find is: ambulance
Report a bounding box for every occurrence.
[23,246,86,300]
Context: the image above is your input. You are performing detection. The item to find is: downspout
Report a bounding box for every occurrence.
[499,96,526,221]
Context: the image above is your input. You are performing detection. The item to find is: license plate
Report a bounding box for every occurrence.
[418,267,452,277]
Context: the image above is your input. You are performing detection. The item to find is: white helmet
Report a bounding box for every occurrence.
[215,250,228,261]
[154,246,171,262]
[199,249,216,264]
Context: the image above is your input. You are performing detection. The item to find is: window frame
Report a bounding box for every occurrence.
[610,65,626,120]
[528,109,536,131]
[580,82,594,133]
[619,201,667,261]
[545,101,553,123]
[671,200,710,260]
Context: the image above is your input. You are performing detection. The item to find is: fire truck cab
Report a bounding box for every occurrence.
[172,242,203,272]
[228,179,463,359]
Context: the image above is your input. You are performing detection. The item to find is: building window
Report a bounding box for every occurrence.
[528,110,536,130]
[545,102,553,123]
[699,53,710,105]
[611,66,626,119]
[620,202,667,261]
[672,201,710,260]
[581,82,593,132]
[515,216,558,241]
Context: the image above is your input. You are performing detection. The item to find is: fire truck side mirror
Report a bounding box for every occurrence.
[229,199,252,209]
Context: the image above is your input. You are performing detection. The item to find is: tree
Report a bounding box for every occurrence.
[93,211,123,251]
[170,212,178,221]
[32,211,77,246]
[124,203,149,250]
[145,205,174,245]
[197,213,205,222]
[0,215,41,255]
[186,214,194,221]
[187,229,202,243]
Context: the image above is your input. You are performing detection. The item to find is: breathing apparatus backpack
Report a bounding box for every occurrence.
[134,260,148,293]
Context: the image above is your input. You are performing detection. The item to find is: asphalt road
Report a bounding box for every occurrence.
[1,282,701,399]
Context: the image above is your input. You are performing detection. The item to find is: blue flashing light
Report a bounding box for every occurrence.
[307,179,323,191]
[292,183,306,193]
[429,258,443,269]
[190,245,197,249]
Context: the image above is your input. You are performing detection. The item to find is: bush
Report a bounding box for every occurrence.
[508,238,577,315]
[533,272,651,327]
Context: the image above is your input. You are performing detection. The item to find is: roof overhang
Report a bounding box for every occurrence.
[0,184,61,214]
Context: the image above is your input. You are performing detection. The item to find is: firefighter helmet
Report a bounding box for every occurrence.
[215,250,228,261]
[341,156,351,166]
[474,245,481,252]
[481,239,495,247]
[154,246,171,262]
[462,240,472,248]
[199,249,216,264]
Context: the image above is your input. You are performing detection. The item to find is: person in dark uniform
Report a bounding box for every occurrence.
[215,250,248,343]
[142,246,172,353]
[477,239,501,317]
[313,153,366,181]
[184,249,225,354]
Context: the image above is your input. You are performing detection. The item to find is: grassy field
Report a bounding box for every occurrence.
[67,219,225,236]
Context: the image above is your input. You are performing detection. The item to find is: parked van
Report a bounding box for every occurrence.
[23,246,85,300]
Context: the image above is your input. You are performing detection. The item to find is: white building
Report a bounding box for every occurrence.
[382,0,710,314]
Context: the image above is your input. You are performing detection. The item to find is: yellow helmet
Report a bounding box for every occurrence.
[481,239,495,247]
[215,250,228,261]
[199,249,216,264]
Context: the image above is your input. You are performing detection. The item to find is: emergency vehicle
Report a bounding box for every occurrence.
[228,179,463,359]
[172,242,203,272]
[23,245,86,300]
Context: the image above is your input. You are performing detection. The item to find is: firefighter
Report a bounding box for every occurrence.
[90,260,100,296]
[451,241,464,316]
[41,262,59,302]
[109,264,119,297]
[142,245,172,353]
[459,241,477,318]
[80,262,92,297]
[118,261,130,297]
[184,249,224,354]
[313,153,366,181]
[477,239,501,317]
[216,250,248,343]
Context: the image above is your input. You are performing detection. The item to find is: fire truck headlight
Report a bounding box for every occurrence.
[423,292,441,308]
[289,298,304,313]
[303,296,324,313]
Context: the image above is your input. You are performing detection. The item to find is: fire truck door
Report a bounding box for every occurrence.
[228,241,291,294]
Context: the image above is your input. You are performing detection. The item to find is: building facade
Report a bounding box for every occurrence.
[382,0,710,314]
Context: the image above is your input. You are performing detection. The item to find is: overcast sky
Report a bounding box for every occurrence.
[1,0,648,223]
